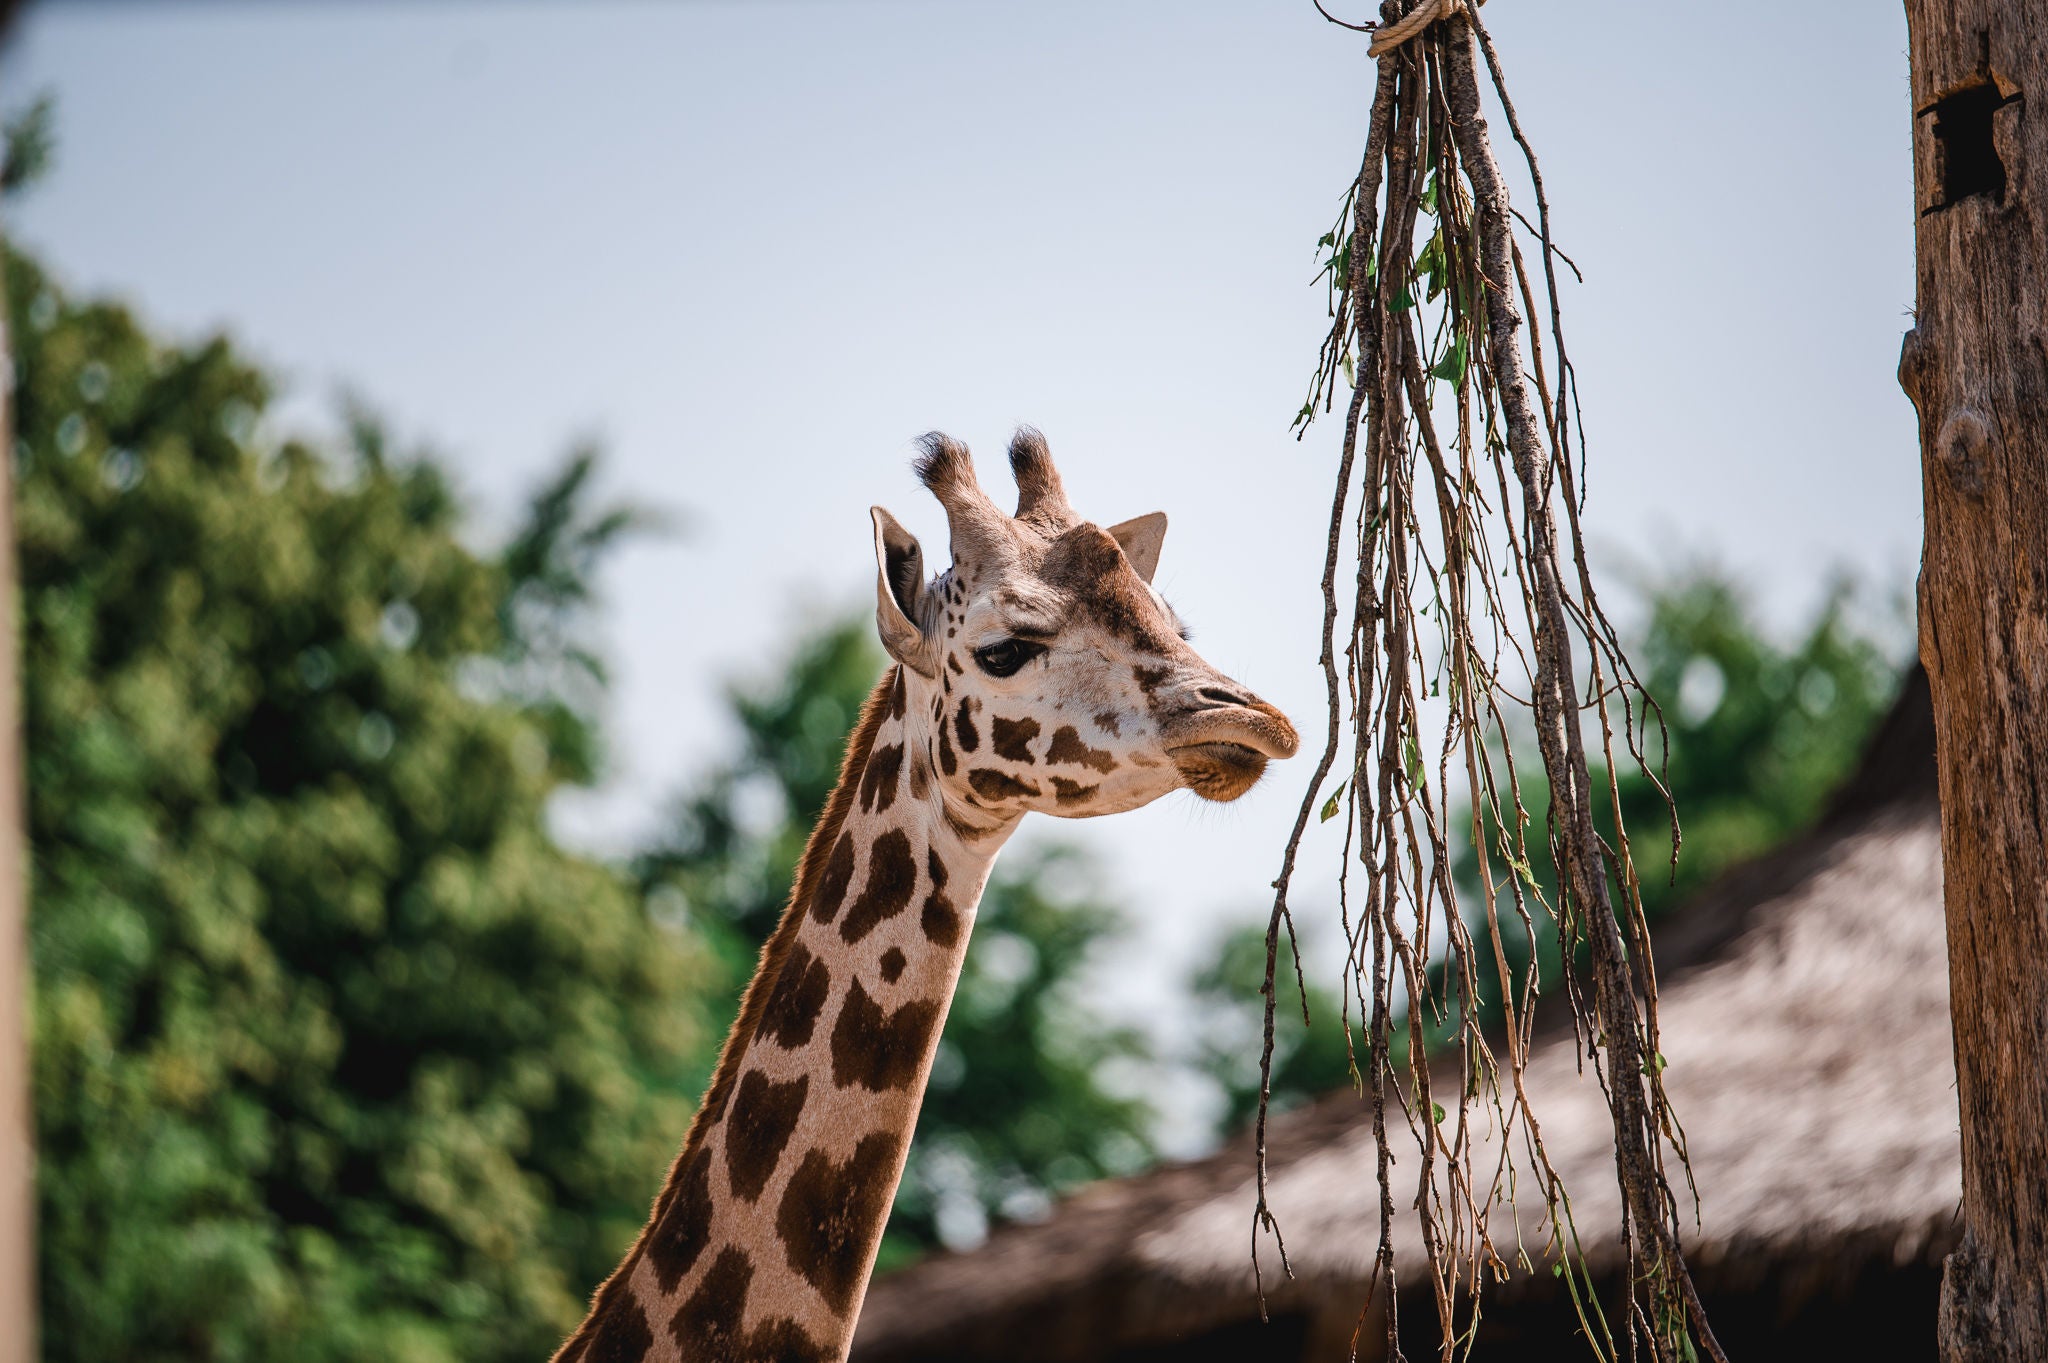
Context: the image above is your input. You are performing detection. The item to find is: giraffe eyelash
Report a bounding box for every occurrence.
[972,639,1048,678]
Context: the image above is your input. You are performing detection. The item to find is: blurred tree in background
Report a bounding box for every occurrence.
[1191,567,1904,1137]
[1190,924,1352,1134]
[13,243,710,1362]
[1588,568,1904,911]
[637,618,1155,1264]
[1439,566,1903,1037]
[13,218,1159,1358]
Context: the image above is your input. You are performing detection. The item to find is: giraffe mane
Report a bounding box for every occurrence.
[681,662,901,1160]
[554,664,902,1357]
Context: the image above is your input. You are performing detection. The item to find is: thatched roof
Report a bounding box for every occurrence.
[853,670,1953,1362]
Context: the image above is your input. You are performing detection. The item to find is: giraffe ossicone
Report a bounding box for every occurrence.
[555,429,1298,1363]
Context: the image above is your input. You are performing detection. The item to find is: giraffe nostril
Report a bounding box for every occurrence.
[1196,686,1251,709]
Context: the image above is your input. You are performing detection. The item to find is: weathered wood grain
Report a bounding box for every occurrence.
[1901,2,2048,1358]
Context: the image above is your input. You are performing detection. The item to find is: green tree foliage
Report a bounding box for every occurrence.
[1443,567,1903,1037]
[1190,567,1902,1135]
[637,617,1155,1262]
[1,93,55,196]
[1610,568,1902,906]
[896,840,1152,1262]
[1190,925,1353,1133]
[14,245,709,1363]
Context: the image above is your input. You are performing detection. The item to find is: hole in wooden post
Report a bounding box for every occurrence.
[1928,82,2015,209]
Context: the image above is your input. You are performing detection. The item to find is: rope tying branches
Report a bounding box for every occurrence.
[1365,0,1464,57]
[1255,4,1726,1360]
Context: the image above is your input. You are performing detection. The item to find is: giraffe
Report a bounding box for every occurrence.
[552,429,1299,1363]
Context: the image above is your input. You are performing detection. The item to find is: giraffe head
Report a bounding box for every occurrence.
[869,430,1298,822]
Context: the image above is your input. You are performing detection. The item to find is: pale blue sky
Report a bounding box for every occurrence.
[2,0,1919,1141]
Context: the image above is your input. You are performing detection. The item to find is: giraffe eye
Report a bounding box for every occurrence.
[973,639,1047,678]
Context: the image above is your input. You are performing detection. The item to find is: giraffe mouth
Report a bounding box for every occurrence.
[1167,741,1271,802]
[1160,694,1298,801]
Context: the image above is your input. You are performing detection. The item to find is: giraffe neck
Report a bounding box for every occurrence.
[556,667,1015,1363]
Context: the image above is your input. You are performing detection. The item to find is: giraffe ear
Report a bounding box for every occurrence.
[1106,512,1168,583]
[871,506,937,677]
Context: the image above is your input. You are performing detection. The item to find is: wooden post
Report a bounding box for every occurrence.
[1900,1,2048,1358]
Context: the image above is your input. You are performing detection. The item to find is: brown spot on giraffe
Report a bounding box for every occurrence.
[921,844,960,943]
[1093,710,1123,737]
[943,803,991,843]
[775,1131,903,1315]
[908,750,930,800]
[946,652,964,674]
[1046,725,1118,775]
[579,1289,653,1363]
[990,715,1040,763]
[1051,776,1098,807]
[669,1245,832,1363]
[969,768,1041,802]
[953,696,980,752]
[830,977,942,1091]
[644,1145,714,1291]
[858,741,904,814]
[878,946,907,983]
[810,832,856,925]
[723,1070,809,1203]
[937,726,957,776]
[1133,664,1170,693]
[887,668,906,719]
[921,888,960,946]
[759,941,831,1048]
[839,828,917,944]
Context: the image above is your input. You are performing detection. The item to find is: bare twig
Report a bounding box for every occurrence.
[1313,0,1379,34]
[1260,5,1720,1359]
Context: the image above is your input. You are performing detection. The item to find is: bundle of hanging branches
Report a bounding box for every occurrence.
[1259,3,1725,1360]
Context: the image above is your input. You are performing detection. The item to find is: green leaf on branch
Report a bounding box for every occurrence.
[1414,229,1446,301]
[1320,781,1346,823]
[1432,333,1469,387]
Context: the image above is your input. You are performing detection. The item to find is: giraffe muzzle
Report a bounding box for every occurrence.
[1163,698,1299,801]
